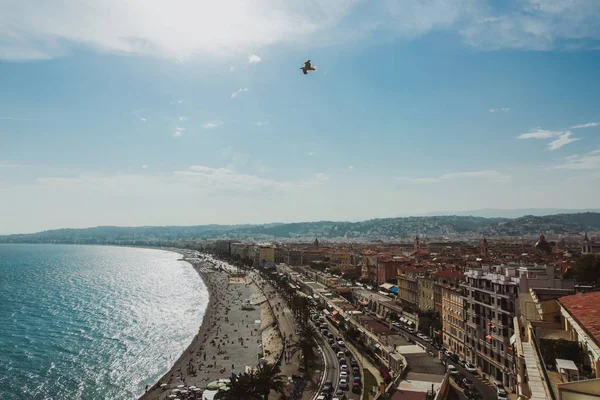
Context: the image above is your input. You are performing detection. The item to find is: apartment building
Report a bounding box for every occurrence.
[441,281,466,359]
[462,264,574,389]
[418,273,436,312]
[397,265,420,311]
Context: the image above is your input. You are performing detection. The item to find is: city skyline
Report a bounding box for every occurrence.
[1,1,600,234]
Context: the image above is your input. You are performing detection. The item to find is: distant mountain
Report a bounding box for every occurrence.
[421,208,600,219]
[1,213,600,244]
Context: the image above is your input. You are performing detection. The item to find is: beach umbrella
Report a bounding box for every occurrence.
[169,396,177,399]
[189,386,196,389]
[177,384,185,388]
[206,379,229,390]
[161,383,168,388]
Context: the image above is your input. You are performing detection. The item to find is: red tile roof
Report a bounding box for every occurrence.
[433,270,464,280]
[559,292,600,347]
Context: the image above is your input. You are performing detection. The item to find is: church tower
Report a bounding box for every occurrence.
[583,233,592,254]
[414,235,421,251]
[482,238,488,257]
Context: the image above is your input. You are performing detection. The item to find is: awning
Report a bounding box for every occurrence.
[379,283,394,290]
[510,334,516,345]
[407,321,414,325]
[486,335,492,340]
[390,286,398,293]
[332,310,339,315]
[358,299,369,305]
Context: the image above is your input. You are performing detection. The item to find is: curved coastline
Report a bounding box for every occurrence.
[139,250,214,399]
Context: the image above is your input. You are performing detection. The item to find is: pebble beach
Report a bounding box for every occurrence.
[140,256,283,400]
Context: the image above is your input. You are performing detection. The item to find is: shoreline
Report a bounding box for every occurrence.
[140,252,277,400]
[139,254,216,399]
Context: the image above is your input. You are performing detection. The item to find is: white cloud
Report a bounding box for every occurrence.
[230,66,235,71]
[518,128,562,139]
[571,122,600,129]
[397,170,511,184]
[203,120,223,129]
[0,116,32,121]
[179,116,187,122]
[2,1,600,61]
[308,152,316,156]
[177,99,185,104]
[348,165,354,170]
[0,161,23,168]
[139,117,146,122]
[255,121,268,127]
[142,164,148,169]
[231,88,248,99]
[248,54,261,63]
[489,108,510,112]
[518,128,580,150]
[554,149,600,170]
[178,165,327,192]
[173,127,185,137]
[547,131,580,150]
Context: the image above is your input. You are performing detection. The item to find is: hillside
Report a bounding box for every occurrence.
[1,212,599,244]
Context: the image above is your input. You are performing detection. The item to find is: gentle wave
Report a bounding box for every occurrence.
[0,244,208,400]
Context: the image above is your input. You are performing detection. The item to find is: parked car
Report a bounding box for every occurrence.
[464,362,477,373]
[338,379,348,390]
[335,389,344,397]
[351,360,358,367]
[337,351,345,359]
[337,341,346,347]
[463,378,474,388]
[447,365,459,375]
[345,349,352,357]
[352,367,360,375]
[328,338,335,344]
[340,364,348,370]
[323,380,333,390]
[339,371,348,379]
[354,375,361,383]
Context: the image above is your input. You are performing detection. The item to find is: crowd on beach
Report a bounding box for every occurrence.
[141,256,285,400]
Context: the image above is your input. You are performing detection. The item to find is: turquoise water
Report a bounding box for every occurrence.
[0,244,208,400]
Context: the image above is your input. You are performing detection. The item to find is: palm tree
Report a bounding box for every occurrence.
[253,362,288,400]
[289,321,318,373]
[217,373,260,400]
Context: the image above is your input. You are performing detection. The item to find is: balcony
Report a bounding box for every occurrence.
[491,331,505,342]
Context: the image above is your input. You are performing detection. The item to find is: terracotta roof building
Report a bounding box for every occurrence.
[558,291,600,377]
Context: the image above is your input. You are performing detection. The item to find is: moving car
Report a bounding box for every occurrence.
[463,378,474,388]
[338,379,348,390]
[464,362,477,373]
[337,340,346,347]
[447,365,459,375]
[340,371,348,379]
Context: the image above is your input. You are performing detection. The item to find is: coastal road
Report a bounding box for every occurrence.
[319,319,360,400]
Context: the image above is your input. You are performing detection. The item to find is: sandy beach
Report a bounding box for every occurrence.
[140,256,283,400]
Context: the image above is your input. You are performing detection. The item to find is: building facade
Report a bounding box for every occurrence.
[442,284,466,359]
[462,264,573,389]
[397,265,419,311]
[418,273,436,312]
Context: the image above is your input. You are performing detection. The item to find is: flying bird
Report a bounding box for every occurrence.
[300,60,316,75]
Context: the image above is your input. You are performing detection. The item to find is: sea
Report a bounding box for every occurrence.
[0,244,209,400]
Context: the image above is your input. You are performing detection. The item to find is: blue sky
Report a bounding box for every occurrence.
[1,0,600,234]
